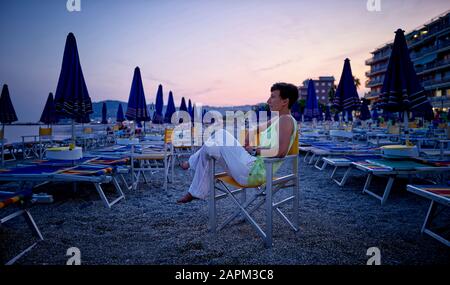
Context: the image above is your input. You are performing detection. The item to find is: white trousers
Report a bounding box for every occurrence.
[188,129,256,199]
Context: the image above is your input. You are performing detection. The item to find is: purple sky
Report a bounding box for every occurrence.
[0,0,449,122]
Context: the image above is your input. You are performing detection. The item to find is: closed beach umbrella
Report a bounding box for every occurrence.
[177,97,188,123]
[188,99,193,120]
[116,104,125,122]
[101,102,108,124]
[379,29,430,141]
[164,91,176,123]
[126,67,150,124]
[333,59,360,122]
[0,84,18,165]
[304,79,321,121]
[359,99,372,121]
[0,84,18,131]
[54,33,93,142]
[152,84,164,124]
[39,92,58,126]
[179,97,188,112]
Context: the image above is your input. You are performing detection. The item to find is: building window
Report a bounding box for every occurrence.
[322,96,326,100]
[435,90,442,97]
[322,90,326,93]
[321,82,325,86]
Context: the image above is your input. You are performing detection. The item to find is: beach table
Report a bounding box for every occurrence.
[406,184,450,247]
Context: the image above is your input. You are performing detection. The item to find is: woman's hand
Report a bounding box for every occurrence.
[245,145,254,153]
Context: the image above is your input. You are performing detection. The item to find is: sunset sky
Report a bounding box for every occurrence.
[1,0,449,121]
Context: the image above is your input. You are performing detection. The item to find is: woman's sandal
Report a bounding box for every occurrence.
[176,193,195,204]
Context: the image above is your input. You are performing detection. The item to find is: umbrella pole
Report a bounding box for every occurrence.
[1,124,4,166]
[404,110,409,145]
[71,119,75,149]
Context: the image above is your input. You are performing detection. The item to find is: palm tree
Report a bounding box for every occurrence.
[328,85,336,102]
[353,76,361,89]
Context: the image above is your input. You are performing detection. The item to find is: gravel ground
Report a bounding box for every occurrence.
[1,155,449,265]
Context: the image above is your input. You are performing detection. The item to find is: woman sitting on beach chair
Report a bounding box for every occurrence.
[177,82,299,203]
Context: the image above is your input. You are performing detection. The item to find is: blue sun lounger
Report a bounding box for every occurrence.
[0,163,125,209]
[338,159,450,205]
[320,155,382,182]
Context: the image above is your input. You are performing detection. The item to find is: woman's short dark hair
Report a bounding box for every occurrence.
[270,82,299,108]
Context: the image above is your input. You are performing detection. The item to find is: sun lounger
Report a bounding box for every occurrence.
[1,189,43,265]
[406,184,450,247]
[321,155,382,181]
[0,163,125,209]
[340,159,450,205]
[308,143,378,168]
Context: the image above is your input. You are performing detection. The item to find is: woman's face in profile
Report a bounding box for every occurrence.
[267,90,288,112]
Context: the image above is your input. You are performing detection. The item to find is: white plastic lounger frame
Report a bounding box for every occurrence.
[348,162,450,206]
[406,185,450,247]
[1,193,43,265]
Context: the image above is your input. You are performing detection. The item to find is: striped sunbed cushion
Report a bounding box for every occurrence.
[27,157,92,166]
[87,156,129,165]
[57,165,113,176]
[343,155,382,161]
[366,159,428,170]
[421,187,450,198]
[355,161,393,171]
[0,189,32,209]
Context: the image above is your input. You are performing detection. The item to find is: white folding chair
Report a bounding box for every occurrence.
[208,131,299,247]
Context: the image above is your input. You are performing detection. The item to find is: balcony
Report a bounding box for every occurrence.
[428,94,450,103]
[364,92,381,100]
[416,58,450,74]
[410,40,450,61]
[365,53,391,65]
[408,25,450,49]
[366,78,384,88]
[422,75,450,89]
[365,64,389,77]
